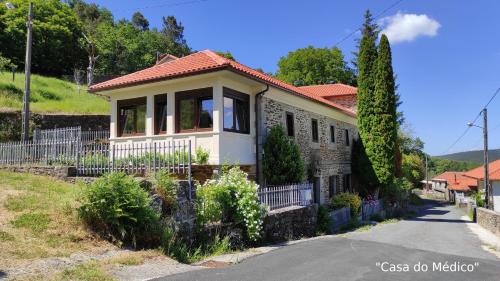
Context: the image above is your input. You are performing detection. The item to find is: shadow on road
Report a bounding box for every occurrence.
[404,199,468,224]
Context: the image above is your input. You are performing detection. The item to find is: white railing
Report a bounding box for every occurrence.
[33,126,109,144]
[258,182,313,211]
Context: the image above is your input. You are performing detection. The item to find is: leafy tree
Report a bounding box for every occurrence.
[355,10,379,191]
[0,54,14,71]
[402,153,425,188]
[263,124,305,185]
[352,10,380,72]
[0,0,87,76]
[215,51,235,61]
[161,16,191,57]
[132,11,149,31]
[428,158,480,178]
[371,34,397,187]
[276,46,356,86]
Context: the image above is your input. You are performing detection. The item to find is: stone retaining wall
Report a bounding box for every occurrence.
[476,207,500,237]
[261,204,318,243]
[0,165,76,179]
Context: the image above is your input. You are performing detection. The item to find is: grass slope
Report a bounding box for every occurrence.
[0,72,109,114]
[437,148,500,163]
[0,171,114,269]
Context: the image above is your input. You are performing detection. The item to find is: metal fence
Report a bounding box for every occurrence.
[78,141,191,177]
[258,182,313,211]
[0,139,191,178]
[33,126,109,144]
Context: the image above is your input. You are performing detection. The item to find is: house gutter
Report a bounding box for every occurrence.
[255,84,269,185]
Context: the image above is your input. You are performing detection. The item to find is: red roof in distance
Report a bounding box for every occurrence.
[433,171,478,191]
[464,159,500,181]
[88,50,356,117]
[300,83,357,97]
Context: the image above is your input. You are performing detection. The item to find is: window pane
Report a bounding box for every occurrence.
[235,99,248,132]
[136,104,146,134]
[180,99,194,130]
[198,98,213,128]
[345,129,350,146]
[312,119,318,142]
[224,97,234,130]
[157,103,168,133]
[121,108,135,135]
[330,126,335,143]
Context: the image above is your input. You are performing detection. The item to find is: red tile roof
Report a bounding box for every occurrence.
[433,171,478,191]
[300,84,357,97]
[464,159,500,181]
[88,50,356,117]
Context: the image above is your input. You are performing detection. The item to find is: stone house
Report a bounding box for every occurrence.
[88,50,358,204]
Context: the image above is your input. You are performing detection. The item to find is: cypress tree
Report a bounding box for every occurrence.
[355,10,379,191]
[372,34,397,187]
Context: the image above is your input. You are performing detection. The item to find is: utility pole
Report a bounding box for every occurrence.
[425,154,428,190]
[21,2,33,142]
[483,108,491,209]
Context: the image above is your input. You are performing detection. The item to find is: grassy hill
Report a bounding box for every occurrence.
[436,149,500,163]
[0,72,109,114]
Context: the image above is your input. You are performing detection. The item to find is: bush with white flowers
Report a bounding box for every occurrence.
[195,166,266,241]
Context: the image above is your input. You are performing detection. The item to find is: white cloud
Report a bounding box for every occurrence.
[379,12,441,43]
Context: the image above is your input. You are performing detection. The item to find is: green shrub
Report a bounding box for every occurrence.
[153,170,179,209]
[78,172,161,248]
[316,205,331,234]
[383,177,413,204]
[263,124,305,185]
[472,191,485,207]
[331,192,362,219]
[195,147,210,164]
[195,167,266,241]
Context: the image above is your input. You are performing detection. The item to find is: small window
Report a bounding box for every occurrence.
[154,94,168,134]
[223,87,250,134]
[286,112,294,137]
[343,174,351,192]
[330,125,335,143]
[329,175,339,198]
[175,88,213,133]
[117,97,147,137]
[345,129,350,146]
[311,119,318,142]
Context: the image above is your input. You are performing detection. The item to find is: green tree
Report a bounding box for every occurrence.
[132,11,149,31]
[276,46,356,86]
[215,51,235,61]
[0,0,86,76]
[352,10,380,72]
[371,34,397,187]
[355,10,379,191]
[402,153,425,188]
[161,16,191,57]
[263,124,305,185]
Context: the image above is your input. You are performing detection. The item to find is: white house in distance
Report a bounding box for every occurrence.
[89,50,358,204]
[464,159,500,212]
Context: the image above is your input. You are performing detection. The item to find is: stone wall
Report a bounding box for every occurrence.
[476,207,500,237]
[0,111,109,142]
[262,97,358,204]
[261,204,318,243]
[0,165,76,179]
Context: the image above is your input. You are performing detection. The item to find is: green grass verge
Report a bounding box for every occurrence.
[0,72,109,114]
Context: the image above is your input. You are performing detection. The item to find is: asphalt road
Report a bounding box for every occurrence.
[154,202,500,281]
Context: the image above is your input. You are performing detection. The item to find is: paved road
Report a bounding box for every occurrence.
[155,201,500,281]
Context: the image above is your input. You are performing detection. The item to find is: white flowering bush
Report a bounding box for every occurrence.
[195,167,266,241]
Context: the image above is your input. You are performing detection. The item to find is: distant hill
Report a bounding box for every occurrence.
[436,149,500,163]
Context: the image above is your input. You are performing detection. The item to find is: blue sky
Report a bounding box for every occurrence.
[91,0,500,156]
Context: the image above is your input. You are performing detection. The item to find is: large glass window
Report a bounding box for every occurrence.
[175,88,213,133]
[154,94,168,134]
[117,97,147,137]
[223,87,250,134]
[311,119,319,142]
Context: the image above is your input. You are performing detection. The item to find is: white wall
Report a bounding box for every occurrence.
[493,180,500,212]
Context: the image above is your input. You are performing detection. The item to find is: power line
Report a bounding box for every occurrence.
[333,0,405,47]
[441,87,500,154]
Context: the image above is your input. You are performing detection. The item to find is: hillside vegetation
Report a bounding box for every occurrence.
[0,72,109,114]
[437,149,500,163]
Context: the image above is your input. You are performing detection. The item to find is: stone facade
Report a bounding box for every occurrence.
[476,207,500,237]
[262,97,358,204]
